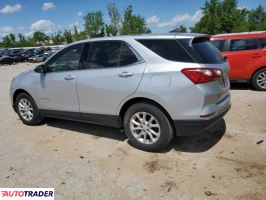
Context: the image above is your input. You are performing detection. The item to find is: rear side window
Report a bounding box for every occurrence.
[119,43,139,66]
[86,41,121,69]
[136,39,194,63]
[211,40,226,52]
[83,41,139,69]
[259,38,266,48]
[230,39,258,51]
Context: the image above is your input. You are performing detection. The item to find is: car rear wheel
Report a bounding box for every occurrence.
[15,93,43,125]
[124,102,173,152]
[252,68,266,91]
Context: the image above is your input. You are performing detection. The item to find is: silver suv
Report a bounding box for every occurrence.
[10,34,231,152]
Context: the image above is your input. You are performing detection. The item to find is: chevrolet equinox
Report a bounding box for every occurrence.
[10,34,231,152]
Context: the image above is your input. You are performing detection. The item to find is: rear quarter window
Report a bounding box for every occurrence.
[136,39,194,63]
[179,38,225,64]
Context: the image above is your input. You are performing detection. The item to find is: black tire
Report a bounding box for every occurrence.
[124,102,173,152]
[15,93,43,125]
[251,68,266,91]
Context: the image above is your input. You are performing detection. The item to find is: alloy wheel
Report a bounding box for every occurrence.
[130,112,161,144]
[18,98,34,121]
[256,71,266,89]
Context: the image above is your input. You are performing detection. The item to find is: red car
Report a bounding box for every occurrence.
[211,32,266,91]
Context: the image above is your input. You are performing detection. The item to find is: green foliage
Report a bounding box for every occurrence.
[1,33,16,48]
[191,0,266,34]
[63,29,73,44]
[179,25,188,33]
[83,11,105,38]
[247,5,266,31]
[51,31,64,45]
[17,33,34,47]
[120,5,151,35]
[33,31,49,46]
[106,3,121,36]
[0,4,151,48]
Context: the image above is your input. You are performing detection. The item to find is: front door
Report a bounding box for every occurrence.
[36,43,84,115]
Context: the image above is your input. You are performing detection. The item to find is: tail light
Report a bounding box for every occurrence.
[181,68,223,84]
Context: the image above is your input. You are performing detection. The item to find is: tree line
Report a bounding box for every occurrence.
[0,4,150,48]
[191,0,266,34]
[0,0,265,48]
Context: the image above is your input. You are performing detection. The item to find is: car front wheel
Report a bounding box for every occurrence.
[15,93,43,125]
[124,102,173,152]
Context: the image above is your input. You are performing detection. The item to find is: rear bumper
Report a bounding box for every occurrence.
[174,104,231,136]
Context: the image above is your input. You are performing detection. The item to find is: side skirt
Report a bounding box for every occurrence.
[39,109,122,128]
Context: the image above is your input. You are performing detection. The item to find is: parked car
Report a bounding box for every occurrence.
[0,56,16,65]
[11,54,27,62]
[10,34,231,152]
[211,31,266,90]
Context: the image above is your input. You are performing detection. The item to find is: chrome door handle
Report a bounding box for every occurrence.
[119,72,134,78]
[64,75,75,80]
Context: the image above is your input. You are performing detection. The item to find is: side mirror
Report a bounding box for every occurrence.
[34,64,46,73]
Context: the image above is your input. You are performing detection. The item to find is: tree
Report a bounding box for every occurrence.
[17,33,29,47]
[106,3,121,36]
[191,0,266,34]
[1,33,16,48]
[83,11,105,38]
[179,25,187,33]
[63,29,73,43]
[247,5,266,31]
[72,25,87,41]
[120,5,151,35]
[51,31,65,45]
[191,0,222,34]
[33,31,49,46]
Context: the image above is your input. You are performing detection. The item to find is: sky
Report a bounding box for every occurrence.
[0,0,265,37]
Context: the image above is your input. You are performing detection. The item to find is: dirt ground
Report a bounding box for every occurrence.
[0,63,265,200]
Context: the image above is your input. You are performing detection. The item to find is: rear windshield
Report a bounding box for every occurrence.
[178,38,225,64]
[136,39,194,63]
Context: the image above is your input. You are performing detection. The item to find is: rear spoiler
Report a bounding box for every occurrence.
[189,35,210,46]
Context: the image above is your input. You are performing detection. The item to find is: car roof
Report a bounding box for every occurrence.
[73,33,209,44]
[211,31,266,40]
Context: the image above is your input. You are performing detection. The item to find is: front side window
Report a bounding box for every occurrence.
[230,39,258,51]
[83,41,139,69]
[46,43,84,72]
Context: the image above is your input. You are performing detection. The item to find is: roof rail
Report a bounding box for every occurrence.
[213,31,266,37]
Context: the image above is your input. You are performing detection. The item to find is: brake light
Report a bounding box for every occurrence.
[181,68,223,84]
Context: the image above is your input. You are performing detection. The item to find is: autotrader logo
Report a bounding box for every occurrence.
[0,188,54,200]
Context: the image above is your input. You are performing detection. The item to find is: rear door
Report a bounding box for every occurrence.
[223,38,262,79]
[77,40,146,118]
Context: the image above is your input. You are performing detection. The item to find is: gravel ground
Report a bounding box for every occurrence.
[0,63,265,200]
